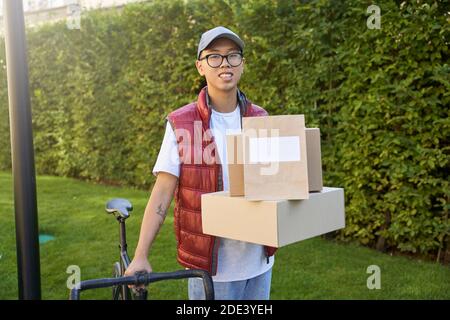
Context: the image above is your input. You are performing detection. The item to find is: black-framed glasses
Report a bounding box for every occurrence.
[199,52,243,68]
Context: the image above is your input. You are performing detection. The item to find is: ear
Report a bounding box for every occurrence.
[196,60,205,76]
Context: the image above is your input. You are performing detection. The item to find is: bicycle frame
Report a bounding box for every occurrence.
[69,197,215,300]
[117,216,146,300]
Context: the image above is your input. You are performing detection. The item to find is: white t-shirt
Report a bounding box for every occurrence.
[153,105,274,282]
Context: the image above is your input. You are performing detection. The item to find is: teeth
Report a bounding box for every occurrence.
[219,73,232,78]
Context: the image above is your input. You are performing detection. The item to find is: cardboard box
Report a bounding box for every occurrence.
[305,128,323,192]
[226,133,244,196]
[242,115,309,200]
[226,127,323,196]
[201,187,345,247]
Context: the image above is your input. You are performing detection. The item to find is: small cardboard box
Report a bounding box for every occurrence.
[305,128,323,192]
[226,133,244,196]
[226,127,323,196]
[242,115,309,200]
[201,187,345,247]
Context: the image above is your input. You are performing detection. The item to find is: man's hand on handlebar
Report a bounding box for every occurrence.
[124,257,152,289]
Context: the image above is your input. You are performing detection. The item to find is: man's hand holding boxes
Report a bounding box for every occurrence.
[201,115,346,248]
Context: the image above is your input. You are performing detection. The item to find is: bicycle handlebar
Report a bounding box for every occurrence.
[69,269,214,300]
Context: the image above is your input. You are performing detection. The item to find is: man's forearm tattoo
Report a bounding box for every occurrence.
[155,203,168,226]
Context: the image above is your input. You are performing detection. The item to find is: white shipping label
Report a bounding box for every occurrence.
[249,136,301,163]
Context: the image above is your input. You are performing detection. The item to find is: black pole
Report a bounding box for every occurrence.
[3,0,41,299]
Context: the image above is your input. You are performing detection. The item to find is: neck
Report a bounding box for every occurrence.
[207,86,238,113]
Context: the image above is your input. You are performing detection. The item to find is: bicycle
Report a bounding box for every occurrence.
[69,198,214,300]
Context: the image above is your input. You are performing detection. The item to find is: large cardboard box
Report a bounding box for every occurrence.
[242,115,309,200]
[305,128,323,192]
[201,187,345,247]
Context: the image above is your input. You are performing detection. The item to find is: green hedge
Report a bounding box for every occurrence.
[0,0,448,257]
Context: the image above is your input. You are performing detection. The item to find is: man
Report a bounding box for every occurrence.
[125,26,276,300]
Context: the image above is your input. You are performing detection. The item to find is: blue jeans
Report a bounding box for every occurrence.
[188,268,272,300]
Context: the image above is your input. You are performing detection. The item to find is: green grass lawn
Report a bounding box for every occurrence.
[0,171,449,300]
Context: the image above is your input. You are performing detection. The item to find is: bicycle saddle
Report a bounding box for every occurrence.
[105,198,133,219]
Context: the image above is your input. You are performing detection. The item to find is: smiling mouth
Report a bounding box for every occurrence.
[218,72,233,79]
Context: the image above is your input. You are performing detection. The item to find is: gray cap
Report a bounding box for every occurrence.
[197,26,244,59]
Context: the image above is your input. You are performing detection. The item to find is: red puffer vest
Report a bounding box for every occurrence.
[167,87,277,275]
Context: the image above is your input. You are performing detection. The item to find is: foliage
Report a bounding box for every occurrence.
[0,0,448,256]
